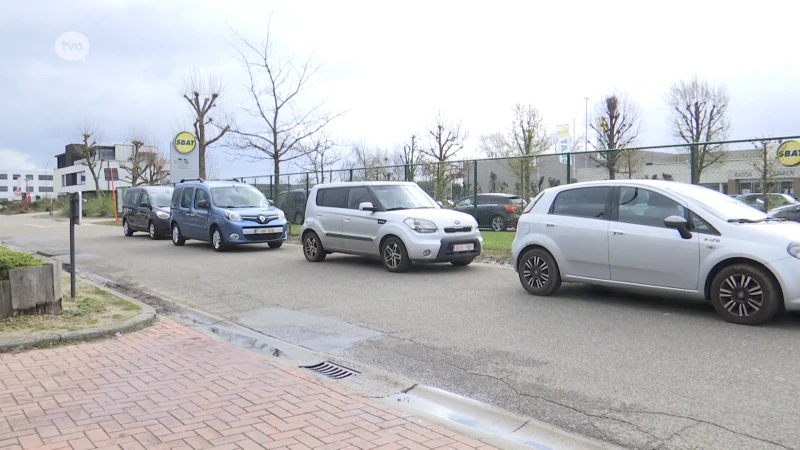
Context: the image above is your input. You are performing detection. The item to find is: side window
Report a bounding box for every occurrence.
[124,189,137,206]
[456,197,474,208]
[618,187,685,228]
[171,188,183,208]
[195,189,210,209]
[318,188,348,208]
[293,192,305,203]
[180,188,194,208]
[140,192,149,206]
[348,187,372,209]
[689,211,718,235]
[476,196,494,205]
[550,187,610,219]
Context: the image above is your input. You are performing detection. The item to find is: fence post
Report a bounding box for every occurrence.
[349,169,353,182]
[269,175,274,199]
[472,160,478,219]
[305,173,309,194]
[566,153,572,184]
[689,144,696,184]
[404,164,409,181]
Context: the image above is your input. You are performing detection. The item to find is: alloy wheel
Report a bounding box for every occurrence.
[212,230,222,249]
[172,226,179,243]
[522,255,550,289]
[719,274,764,317]
[304,236,317,258]
[123,221,129,235]
[492,217,504,231]
[384,243,402,269]
[149,223,155,238]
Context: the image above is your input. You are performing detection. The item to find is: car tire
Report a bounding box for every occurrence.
[171,223,185,246]
[148,221,159,240]
[517,248,562,296]
[123,219,134,237]
[710,264,782,325]
[268,241,283,249]
[491,215,507,232]
[451,259,474,267]
[302,232,327,262]
[381,237,411,273]
[211,227,227,252]
[294,212,304,225]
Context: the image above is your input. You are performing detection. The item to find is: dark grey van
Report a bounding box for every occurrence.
[122,186,174,239]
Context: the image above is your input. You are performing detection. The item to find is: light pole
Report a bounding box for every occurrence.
[584,97,589,152]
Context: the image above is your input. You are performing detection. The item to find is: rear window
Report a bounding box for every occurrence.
[316,188,348,208]
[123,189,139,206]
[509,196,524,207]
[550,187,611,219]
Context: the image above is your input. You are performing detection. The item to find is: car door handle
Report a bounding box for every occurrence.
[611,229,626,236]
[344,217,351,222]
[545,222,556,227]
[316,213,322,217]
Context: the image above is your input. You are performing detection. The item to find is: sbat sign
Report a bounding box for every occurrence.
[170,131,200,180]
[777,141,800,167]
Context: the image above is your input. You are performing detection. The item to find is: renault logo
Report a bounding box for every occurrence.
[258,215,266,223]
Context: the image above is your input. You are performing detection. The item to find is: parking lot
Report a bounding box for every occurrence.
[2,213,799,450]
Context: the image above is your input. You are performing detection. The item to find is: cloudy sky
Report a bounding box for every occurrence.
[1,0,798,177]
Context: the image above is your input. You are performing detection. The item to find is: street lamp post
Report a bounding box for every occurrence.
[584,97,589,152]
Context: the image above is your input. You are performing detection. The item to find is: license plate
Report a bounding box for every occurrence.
[255,227,282,234]
[453,243,474,252]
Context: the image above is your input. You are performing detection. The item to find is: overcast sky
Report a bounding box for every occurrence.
[1,0,798,177]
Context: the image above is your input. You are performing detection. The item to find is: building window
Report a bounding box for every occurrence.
[39,186,53,193]
[26,186,34,193]
[38,174,53,181]
[12,174,20,180]
[0,174,6,180]
[25,174,34,180]
[79,173,86,185]
[98,148,116,160]
[103,168,119,180]
[0,186,7,192]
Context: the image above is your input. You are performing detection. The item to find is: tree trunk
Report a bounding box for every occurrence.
[198,120,207,180]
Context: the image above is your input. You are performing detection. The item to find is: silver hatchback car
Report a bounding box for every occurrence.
[511,180,800,325]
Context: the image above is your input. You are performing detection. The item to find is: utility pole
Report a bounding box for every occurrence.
[584,97,589,152]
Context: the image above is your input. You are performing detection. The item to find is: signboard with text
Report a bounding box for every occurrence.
[557,124,569,164]
[170,131,199,182]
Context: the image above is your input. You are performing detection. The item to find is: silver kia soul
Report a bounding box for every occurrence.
[300,181,483,272]
[512,179,800,325]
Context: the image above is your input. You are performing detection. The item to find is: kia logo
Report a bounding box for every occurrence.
[454,220,461,225]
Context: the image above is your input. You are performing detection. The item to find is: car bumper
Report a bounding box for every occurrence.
[406,232,484,263]
[152,217,171,235]
[768,256,800,311]
[220,220,289,245]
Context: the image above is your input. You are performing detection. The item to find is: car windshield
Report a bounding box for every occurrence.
[211,186,270,208]
[371,184,440,210]
[150,192,172,208]
[665,184,769,221]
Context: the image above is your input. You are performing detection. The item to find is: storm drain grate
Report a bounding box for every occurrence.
[299,361,361,379]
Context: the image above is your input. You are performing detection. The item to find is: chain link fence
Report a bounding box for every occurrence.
[233,136,800,229]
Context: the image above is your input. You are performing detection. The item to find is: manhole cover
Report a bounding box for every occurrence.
[299,361,361,379]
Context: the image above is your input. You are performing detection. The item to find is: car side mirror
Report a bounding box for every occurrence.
[664,215,692,239]
[196,200,209,209]
[359,202,377,212]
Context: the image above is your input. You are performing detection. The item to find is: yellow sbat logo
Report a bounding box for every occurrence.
[174,131,197,154]
[777,141,800,167]
[557,125,569,138]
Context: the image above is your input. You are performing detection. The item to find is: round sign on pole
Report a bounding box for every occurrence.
[174,131,197,154]
[777,140,800,167]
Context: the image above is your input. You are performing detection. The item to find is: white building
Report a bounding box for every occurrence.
[53,143,169,197]
[0,169,56,201]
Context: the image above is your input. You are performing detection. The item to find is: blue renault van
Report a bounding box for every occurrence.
[169,179,288,251]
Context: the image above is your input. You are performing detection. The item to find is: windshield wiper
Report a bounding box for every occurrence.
[385,207,407,211]
[727,217,785,223]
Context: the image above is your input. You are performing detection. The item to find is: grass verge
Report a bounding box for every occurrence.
[0,276,141,341]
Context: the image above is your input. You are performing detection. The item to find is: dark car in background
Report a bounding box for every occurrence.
[279,189,309,225]
[453,193,524,231]
[768,203,800,222]
[122,186,174,239]
[736,193,798,212]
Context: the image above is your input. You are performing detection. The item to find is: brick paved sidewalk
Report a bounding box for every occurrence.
[0,319,495,450]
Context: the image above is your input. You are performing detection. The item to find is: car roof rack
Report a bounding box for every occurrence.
[179,178,204,183]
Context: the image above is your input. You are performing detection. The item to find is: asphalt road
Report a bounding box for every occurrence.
[2,213,798,450]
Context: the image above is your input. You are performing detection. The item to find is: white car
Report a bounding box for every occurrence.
[300,181,483,272]
[511,179,800,325]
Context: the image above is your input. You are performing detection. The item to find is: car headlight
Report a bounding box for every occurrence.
[277,210,285,221]
[788,242,800,259]
[156,211,169,219]
[404,217,437,233]
[224,210,242,221]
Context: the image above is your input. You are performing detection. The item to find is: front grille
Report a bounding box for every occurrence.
[243,215,279,224]
[444,226,472,233]
[244,233,283,242]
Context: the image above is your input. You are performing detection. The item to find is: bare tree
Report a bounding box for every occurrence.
[74,123,104,196]
[205,150,220,180]
[120,127,150,187]
[590,93,642,179]
[478,132,507,158]
[347,140,390,181]
[665,75,730,183]
[422,111,467,201]
[181,68,231,179]
[504,104,549,199]
[750,139,782,210]
[142,149,170,185]
[226,21,345,201]
[299,132,343,184]
[396,134,426,181]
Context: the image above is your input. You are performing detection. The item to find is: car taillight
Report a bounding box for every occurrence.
[504,205,517,213]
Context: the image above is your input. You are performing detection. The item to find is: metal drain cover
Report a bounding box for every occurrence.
[300,361,361,379]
